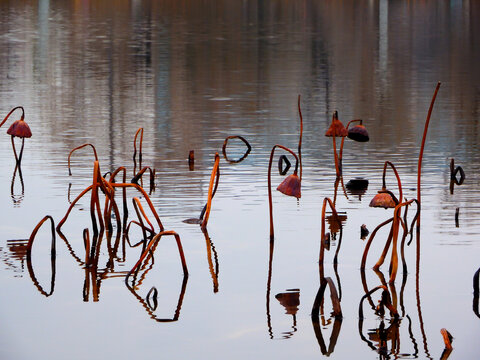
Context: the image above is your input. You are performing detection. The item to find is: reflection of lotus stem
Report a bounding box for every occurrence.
[338,119,362,172]
[201,153,220,230]
[417,82,441,232]
[68,143,99,176]
[297,95,303,180]
[83,228,91,266]
[268,145,299,240]
[202,228,219,293]
[319,197,338,282]
[312,277,342,318]
[26,215,56,297]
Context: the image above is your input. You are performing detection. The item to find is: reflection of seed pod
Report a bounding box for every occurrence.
[275,290,300,315]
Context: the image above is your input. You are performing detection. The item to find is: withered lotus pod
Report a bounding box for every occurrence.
[369,191,396,209]
[7,118,32,138]
[325,111,348,137]
[276,172,301,199]
[347,124,369,142]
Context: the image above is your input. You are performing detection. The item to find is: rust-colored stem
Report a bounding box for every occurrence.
[298,94,303,180]
[338,119,362,170]
[68,143,99,176]
[417,82,441,232]
[0,106,24,128]
[268,145,299,240]
[383,160,403,203]
[201,153,220,231]
[126,230,188,279]
[133,127,144,174]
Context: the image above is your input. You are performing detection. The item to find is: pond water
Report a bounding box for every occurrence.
[1,1,479,359]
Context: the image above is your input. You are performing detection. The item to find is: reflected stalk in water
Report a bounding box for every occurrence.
[11,161,25,205]
[26,215,56,297]
[265,240,299,340]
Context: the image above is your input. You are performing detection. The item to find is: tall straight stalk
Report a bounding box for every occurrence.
[417,82,441,233]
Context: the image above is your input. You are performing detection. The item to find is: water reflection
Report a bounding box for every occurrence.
[0,1,480,359]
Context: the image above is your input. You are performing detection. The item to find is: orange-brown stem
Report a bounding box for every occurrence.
[0,106,24,127]
[133,127,144,174]
[268,145,299,240]
[338,119,362,170]
[298,95,303,180]
[389,199,418,284]
[383,161,403,203]
[126,230,188,280]
[417,82,441,232]
[201,153,220,231]
[68,143,99,176]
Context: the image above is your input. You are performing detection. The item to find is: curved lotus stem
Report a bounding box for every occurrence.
[126,230,188,280]
[199,158,220,221]
[382,161,403,203]
[298,95,303,180]
[108,166,129,223]
[201,153,220,231]
[131,166,156,193]
[338,119,363,170]
[1,106,31,164]
[268,145,300,240]
[111,182,165,232]
[389,199,419,284]
[417,82,441,232]
[319,197,338,282]
[132,197,155,240]
[0,106,24,128]
[360,217,394,270]
[68,143,99,176]
[222,135,251,163]
[133,127,144,174]
[27,215,56,256]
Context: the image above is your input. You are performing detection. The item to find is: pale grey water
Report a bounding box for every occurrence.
[0,1,480,359]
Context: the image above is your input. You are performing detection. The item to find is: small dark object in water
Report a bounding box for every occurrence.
[188,150,195,170]
[360,224,369,239]
[455,207,459,227]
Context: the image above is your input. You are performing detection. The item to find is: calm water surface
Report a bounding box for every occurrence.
[1,1,480,359]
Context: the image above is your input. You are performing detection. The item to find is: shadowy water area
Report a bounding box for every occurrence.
[1,1,480,359]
